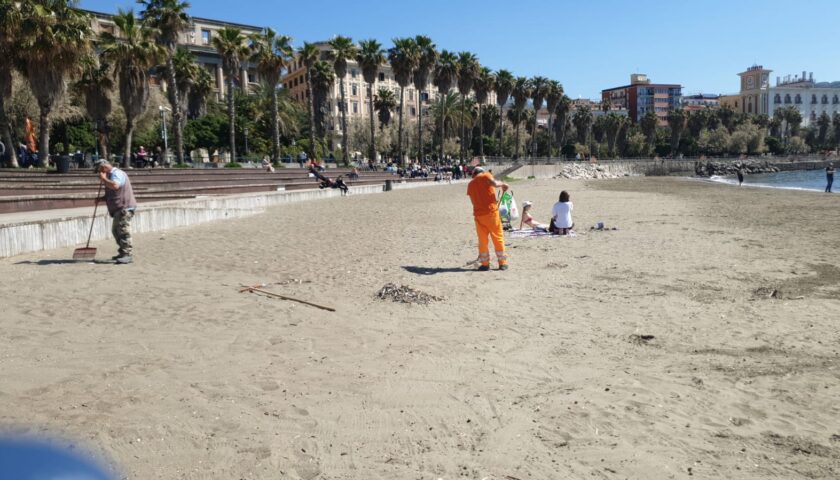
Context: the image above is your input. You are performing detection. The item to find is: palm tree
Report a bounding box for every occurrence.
[640,110,658,154]
[327,35,357,164]
[357,39,384,163]
[139,0,191,164]
[18,1,92,165]
[433,50,458,161]
[604,113,625,158]
[573,105,593,147]
[473,67,494,159]
[212,27,249,161]
[455,52,480,161]
[667,108,687,156]
[250,27,293,161]
[388,37,419,165]
[494,70,514,158]
[309,60,335,150]
[161,48,198,137]
[430,91,466,157]
[76,56,114,161]
[189,67,214,117]
[510,76,531,159]
[554,95,572,151]
[544,80,563,158]
[297,42,320,158]
[412,35,436,162]
[528,76,548,158]
[0,0,22,167]
[101,9,163,167]
[374,87,396,129]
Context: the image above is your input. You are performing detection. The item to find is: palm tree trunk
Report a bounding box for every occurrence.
[530,113,538,158]
[123,118,135,168]
[0,104,18,168]
[417,94,423,162]
[546,111,554,159]
[478,103,484,158]
[398,86,405,166]
[498,103,504,158]
[439,99,446,162]
[167,54,184,164]
[514,109,521,160]
[368,83,375,163]
[460,94,466,162]
[228,77,236,162]
[339,78,349,165]
[38,108,50,168]
[98,118,110,161]
[271,87,280,161]
[306,69,316,158]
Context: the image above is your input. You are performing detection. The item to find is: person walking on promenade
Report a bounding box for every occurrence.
[466,166,510,271]
[826,163,834,193]
[94,159,137,264]
[737,166,745,186]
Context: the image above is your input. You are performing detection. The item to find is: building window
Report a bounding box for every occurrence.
[794,94,801,104]
[351,69,357,78]
[822,95,829,104]
[378,72,385,82]
[352,102,358,114]
[774,94,781,104]
[811,94,818,104]
[784,94,791,104]
[421,92,429,102]
[834,95,839,105]
[201,29,211,45]
[351,84,357,96]
[410,106,416,116]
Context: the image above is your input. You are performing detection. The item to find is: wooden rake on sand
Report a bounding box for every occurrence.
[73,183,102,261]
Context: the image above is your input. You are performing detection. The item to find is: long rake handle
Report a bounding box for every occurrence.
[85,182,103,248]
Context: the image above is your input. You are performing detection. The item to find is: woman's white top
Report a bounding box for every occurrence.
[551,201,573,228]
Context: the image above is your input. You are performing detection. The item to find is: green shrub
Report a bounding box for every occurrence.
[224,162,242,168]
[173,163,192,169]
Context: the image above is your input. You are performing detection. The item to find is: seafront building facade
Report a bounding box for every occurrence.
[768,73,840,126]
[85,9,262,100]
[282,41,496,143]
[601,74,682,124]
[681,94,720,111]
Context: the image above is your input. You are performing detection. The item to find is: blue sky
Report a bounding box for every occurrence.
[79,0,840,99]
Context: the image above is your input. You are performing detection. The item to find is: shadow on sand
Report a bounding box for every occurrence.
[402,265,473,275]
[15,259,115,266]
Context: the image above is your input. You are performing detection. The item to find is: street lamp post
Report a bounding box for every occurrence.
[159,106,171,165]
[244,127,249,158]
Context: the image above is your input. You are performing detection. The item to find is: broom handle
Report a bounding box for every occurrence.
[85,182,103,248]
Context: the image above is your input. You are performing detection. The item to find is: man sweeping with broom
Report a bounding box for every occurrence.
[467,166,509,271]
[94,159,136,264]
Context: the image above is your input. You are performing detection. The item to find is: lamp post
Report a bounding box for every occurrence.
[159,105,171,165]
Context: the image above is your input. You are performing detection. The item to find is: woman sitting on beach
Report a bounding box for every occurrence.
[520,201,548,231]
[550,190,574,235]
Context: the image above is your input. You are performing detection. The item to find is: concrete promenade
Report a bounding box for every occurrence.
[0,179,463,259]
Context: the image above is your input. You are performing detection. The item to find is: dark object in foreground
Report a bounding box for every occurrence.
[239,284,336,312]
[377,283,443,305]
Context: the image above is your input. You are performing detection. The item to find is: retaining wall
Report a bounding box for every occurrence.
[0,180,460,258]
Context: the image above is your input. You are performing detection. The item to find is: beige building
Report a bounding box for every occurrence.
[282,42,497,141]
[86,9,262,100]
[723,65,771,114]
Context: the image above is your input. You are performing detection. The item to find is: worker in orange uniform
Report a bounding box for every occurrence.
[466,166,510,271]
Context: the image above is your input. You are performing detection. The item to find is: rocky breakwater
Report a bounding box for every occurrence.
[695,159,779,177]
[553,163,633,180]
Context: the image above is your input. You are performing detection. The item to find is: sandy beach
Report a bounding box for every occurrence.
[1,176,839,479]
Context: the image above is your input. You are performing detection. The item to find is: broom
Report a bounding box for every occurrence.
[73,182,102,261]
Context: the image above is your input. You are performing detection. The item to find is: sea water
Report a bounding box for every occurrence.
[709,169,833,192]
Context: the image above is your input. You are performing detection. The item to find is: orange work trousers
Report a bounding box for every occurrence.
[474,212,508,267]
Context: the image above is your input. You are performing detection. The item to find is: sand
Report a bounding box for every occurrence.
[1,177,839,479]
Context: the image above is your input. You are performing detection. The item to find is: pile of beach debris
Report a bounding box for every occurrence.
[377,283,443,305]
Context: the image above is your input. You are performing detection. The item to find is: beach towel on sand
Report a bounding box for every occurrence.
[508,229,577,239]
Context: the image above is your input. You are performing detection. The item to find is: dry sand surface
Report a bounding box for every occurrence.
[2,177,840,479]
